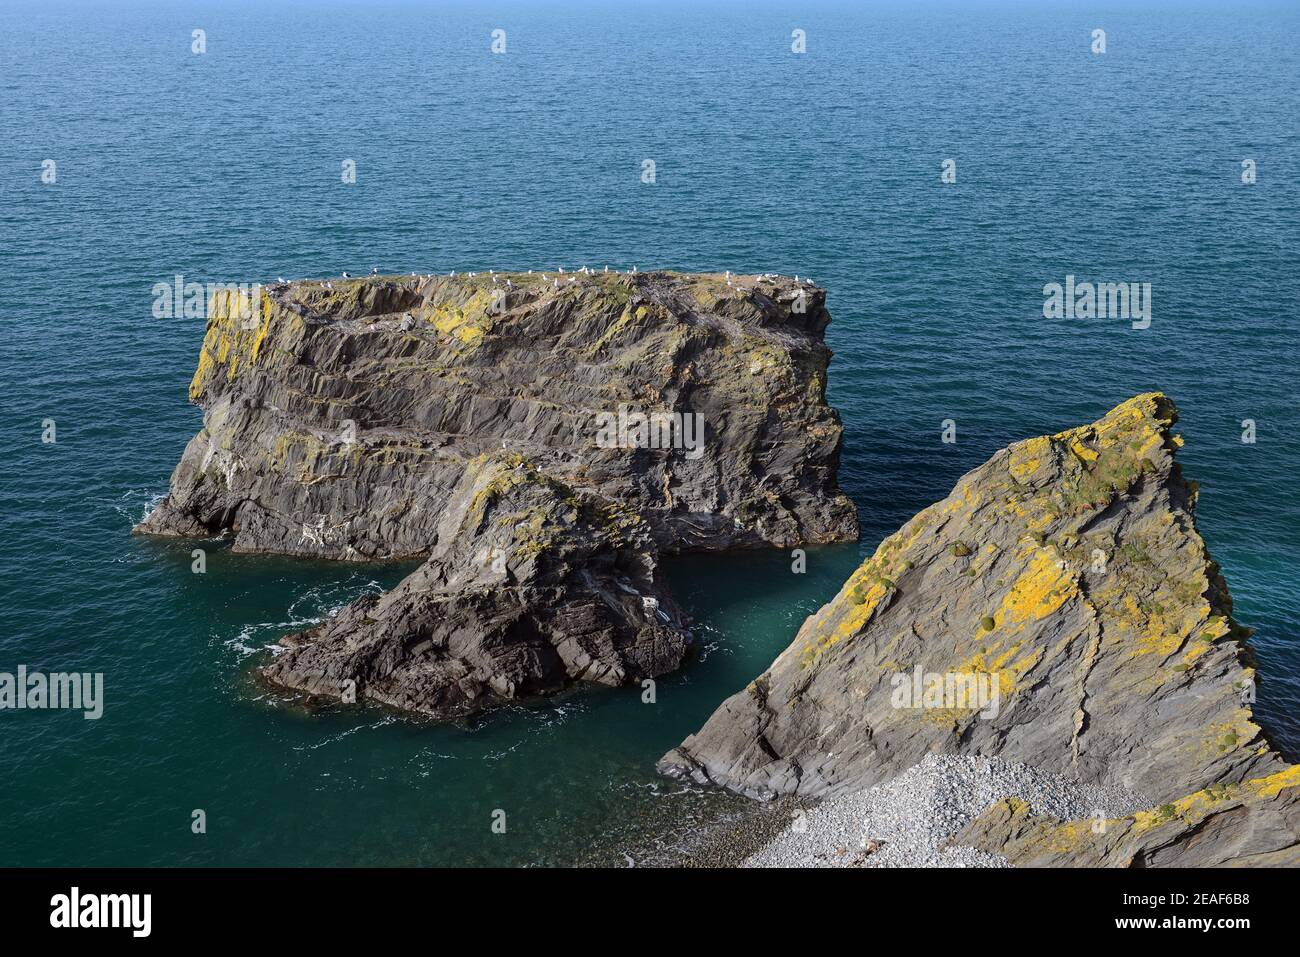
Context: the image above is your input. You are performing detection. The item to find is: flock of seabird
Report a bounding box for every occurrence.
[264,267,811,291]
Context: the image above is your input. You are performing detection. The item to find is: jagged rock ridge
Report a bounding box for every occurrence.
[138,271,858,717]
[660,394,1298,865]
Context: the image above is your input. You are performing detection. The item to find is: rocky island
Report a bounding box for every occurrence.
[140,273,1297,865]
[661,393,1299,866]
[137,271,858,717]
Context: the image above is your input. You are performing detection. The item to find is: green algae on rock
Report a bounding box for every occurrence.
[659,394,1297,867]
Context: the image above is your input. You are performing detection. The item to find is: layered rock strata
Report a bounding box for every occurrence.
[139,271,858,716]
[660,394,1298,865]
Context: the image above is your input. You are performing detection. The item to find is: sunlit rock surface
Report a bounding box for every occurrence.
[139,271,858,717]
[661,394,1298,865]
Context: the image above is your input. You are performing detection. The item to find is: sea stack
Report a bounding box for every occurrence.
[660,393,1299,865]
[137,271,858,717]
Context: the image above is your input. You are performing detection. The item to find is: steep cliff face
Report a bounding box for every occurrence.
[137,271,857,557]
[660,394,1297,865]
[138,271,858,717]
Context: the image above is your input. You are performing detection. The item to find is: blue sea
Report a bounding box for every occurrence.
[2,0,1297,865]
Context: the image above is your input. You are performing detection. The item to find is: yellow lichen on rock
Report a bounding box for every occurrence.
[795,516,934,668]
[425,291,493,344]
[1008,436,1050,482]
[188,287,278,400]
[1251,764,1300,799]
[999,545,1076,627]
[800,577,885,667]
[1067,433,1099,464]
[250,292,274,362]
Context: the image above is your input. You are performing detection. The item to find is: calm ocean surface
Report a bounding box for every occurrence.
[1,1,1297,865]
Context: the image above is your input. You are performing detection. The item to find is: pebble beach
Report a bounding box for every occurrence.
[741,754,1149,868]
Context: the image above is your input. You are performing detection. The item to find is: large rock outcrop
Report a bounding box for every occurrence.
[137,271,856,556]
[262,453,689,716]
[138,271,858,717]
[660,393,1298,864]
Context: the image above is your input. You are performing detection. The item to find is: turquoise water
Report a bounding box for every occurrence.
[2,1,1297,865]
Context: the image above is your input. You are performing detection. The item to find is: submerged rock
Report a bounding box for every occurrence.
[139,271,857,717]
[660,393,1298,864]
